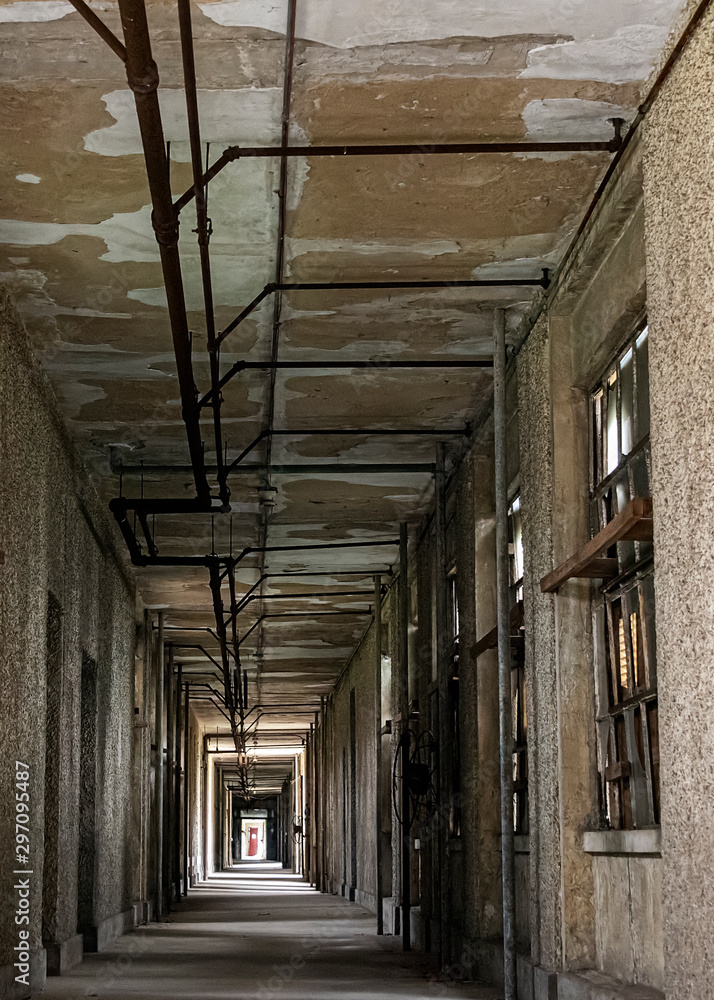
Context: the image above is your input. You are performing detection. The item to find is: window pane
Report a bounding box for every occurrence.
[607,371,619,474]
[636,327,650,440]
[620,348,634,455]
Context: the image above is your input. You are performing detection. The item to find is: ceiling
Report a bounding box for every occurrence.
[0,0,689,792]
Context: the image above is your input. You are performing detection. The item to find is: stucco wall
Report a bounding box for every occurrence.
[323,621,379,909]
[642,7,714,998]
[0,288,136,998]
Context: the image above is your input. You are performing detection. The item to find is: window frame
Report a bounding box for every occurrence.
[589,325,659,831]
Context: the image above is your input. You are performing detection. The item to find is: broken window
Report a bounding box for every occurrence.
[508,496,528,835]
[590,327,659,830]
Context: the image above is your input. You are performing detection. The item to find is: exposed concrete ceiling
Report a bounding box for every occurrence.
[0,0,690,789]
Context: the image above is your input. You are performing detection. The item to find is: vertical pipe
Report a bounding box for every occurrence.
[399,523,411,951]
[320,695,327,891]
[155,613,165,920]
[308,723,314,884]
[116,0,210,503]
[374,574,384,934]
[494,307,516,1000]
[174,662,182,901]
[165,644,174,910]
[435,442,451,969]
[183,683,189,895]
[314,712,320,888]
[202,734,209,879]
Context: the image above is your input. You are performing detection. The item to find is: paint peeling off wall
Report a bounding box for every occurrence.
[521,27,671,84]
[0,0,72,22]
[197,0,287,34]
[84,88,284,158]
[522,99,635,140]
[198,0,687,63]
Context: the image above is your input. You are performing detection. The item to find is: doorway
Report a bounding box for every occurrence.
[241,818,267,860]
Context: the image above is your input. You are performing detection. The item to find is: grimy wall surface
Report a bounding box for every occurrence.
[643,5,714,998]
[322,619,379,909]
[0,289,137,999]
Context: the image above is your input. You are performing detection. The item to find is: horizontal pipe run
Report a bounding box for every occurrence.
[203,359,493,407]
[67,0,127,59]
[224,139,621,158]
[238,589,375,606]
[214,276,548,341]
[119,535,400,568]
[232,463,436,474]
[238,609,372,645]
[174,134,621,209]
[225,425,466,472]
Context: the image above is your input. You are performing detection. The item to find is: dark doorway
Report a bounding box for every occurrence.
[77,654,98,948]
[42,592,63,948]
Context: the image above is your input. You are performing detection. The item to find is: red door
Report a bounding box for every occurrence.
[248,826,258,857]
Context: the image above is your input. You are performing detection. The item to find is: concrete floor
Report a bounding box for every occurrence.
[39,864,501,999]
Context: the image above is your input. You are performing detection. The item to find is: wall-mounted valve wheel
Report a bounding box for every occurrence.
[392,729,438,830]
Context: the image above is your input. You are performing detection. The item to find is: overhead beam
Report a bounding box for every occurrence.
[217,278,547,344]
[201,359,493,408]
[174,130,623,212]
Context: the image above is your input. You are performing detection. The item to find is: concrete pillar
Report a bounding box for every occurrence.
[471,450,504,957]
[642,9,714,997]
[517,318,561,982]
[548,312,597,972]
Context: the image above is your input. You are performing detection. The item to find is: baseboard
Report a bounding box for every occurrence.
[46,933,83,976]
[0,947,46,999]
[82,907,134,953]
[557,970,664,1000]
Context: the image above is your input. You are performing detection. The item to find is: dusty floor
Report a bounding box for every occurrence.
[39,863,501,999]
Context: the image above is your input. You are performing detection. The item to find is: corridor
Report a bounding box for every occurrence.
[39,867,499,1000]
[3,0,714,998]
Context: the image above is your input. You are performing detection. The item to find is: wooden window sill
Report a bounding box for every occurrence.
[540,497,653,594]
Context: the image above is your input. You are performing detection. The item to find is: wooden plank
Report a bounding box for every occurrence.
[474,601,524,658]
[540,497,653,594]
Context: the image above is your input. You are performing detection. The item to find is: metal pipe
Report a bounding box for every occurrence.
[434,442,451,969]
[374,574,384,934]
[239,589,375,605]
[183,682,190,896]
[207,559,240,750]
[494,307,516,1000]
[203,359,492,406]
[174,134,621,210]
[224,426,467,472]
[320,695,327,891]
[66,0,127,60]
[213,276,548,339]
[155,612,165,920]
[165,643,175,910]
[399,523,411,951]
[116,0,210,503]
[177,0,228,505]
[174,661,183,902]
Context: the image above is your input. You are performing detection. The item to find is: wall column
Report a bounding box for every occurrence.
[642,10,714,997]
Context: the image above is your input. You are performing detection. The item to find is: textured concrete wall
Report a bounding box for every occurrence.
[0,289,136,997]
[642,7,714,998]
[592,855,664,990]
[515,125,665,998]
[517,316,562,979]
[324,622,379,908]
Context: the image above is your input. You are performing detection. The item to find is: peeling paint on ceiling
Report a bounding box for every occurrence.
[0,0,691,740]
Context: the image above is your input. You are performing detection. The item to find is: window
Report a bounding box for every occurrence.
[448,567,461,837]
[508,497,528,834]
[590,327,659,829]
